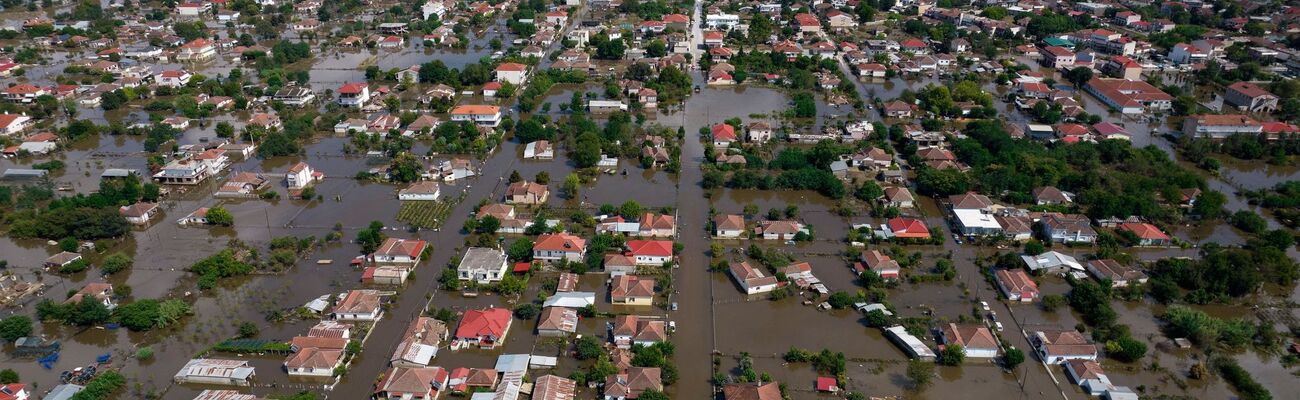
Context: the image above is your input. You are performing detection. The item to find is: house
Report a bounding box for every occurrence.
[995,269,1039,302]
[953,209,1003,237]
[884,325,937,360]
[495,62,529,85]
[398,181,441,201]
[626,240,673,265]
[1038,213,1097,243]
[173,359,256,386]
[1032,186,1073,205]
[713,214,745,238]
[118,202,160,225]
[886,217,930,240]
[454,307,512,349]
[603,367,662,400]
[3,85,46,103]
[66,283,115,309]
[543,292,596,308]
[610,275,655,305]
[755,220,804,240]
[284,347,342,377]
[637,213,676,237]
[273,86,315,107]
[337,83,370,107]
[391,317,447,367]
[449,105,502,127]
[156,70,192,87]
[332,290,382,321]
[533,375,577,400]
[1117,222,1171,246]
[1041,46,1076,69]
[881,187,915,208]
[537,307,578,337]
[0,114,32,136]
[376,367,449,400]
[1033,329,1098,363]
[45,252,82,269]
[711,123,737,147]
[723,382,782,400]
[1168,43,1208,65]
[859,250,901,280]
[603,254,638,277]
[505,181,549,204]
[1224,82,1279,113]
[1181,114,1262,139]
[1064,359,1111,396]
[728,261,779,294]
[176,38,217,61]
[746,122,773,143]
[373,238,428,266]
[534,233,586,263]
[1085,259,1148,287]
[1022,251,1084,274]
[457,247,509,284]
[941,323,1000,358]
[524,140,555,159]
[247,113,282,130]
[178,207,210,226]
[285,162,321,189]
[1084,78,1172,114]
[882,100,914,118]
[448,367,498,393]
[637,88,657,109]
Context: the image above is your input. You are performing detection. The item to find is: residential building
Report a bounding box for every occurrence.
[332,290,382,321]
[373,238,428,265]
[376,367,449,400]
[995,269,1039,302]
[537,307,578,337]
[728,261,778,294]
[610,315,666,348]
[1117,222,1171,246]
[1038,214,1097,243]
[886,217,930,240]
[176,38,216,61]
[495,62,528,85]
[398,181,441,201]
[390,317,447,367]
[610,275,655,305]
[941,323,1000,358]
[713,214,745,238]
[625,240,673,265]
[1033,329,1098,363]
[1224,82,1278,113]
[1181,114,1262,139]
[449,105,502,127]
[1085,259,1149,287]
[747,122,773,143]
[505,181,548,204]
[337,83,370,107]
[0,114,32,136]
[1084,78,1172,114]
[273,86,315,107]
[1022,251,1084,274]
[1041,45,1076,69]
[285,162,320,189]
[603,368,662,400]
[533,375,577,400]
[533,233,587,263]
[953,209,1003,237]
[755,220,804,240]
[454,307,512,349]
[1032,186,1073,205]
[457,247,509,284]
[173,359,256,386]
[711,123,737,147]
[859,250,901,280]
[119,202,160,225]
[722,382,782,400]
[284,347,342,377]
[66,283,115,309]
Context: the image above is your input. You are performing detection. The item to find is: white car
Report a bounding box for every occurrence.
[980,301,990,311]
[995,321,1004,331]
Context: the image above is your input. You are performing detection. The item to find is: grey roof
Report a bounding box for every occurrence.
[101,168,134,178]
[458,247,507,274]
[2,168,48,178]
[542,292,596,308]
[495,354,530,373]
[44,384,85,400]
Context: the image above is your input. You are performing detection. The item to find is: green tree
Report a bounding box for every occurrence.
[388,152,424,183]
[512,303,541,319]
[206,207,234,226]
[1003,347,1025,368]
[101,253,132,275]
[563,173,581,198]
[507,238,534,261]
[0,315,33,342]
[906,360,934,390]
[1064,67,1093,87]
[356,221,387,254]
[938,344,965,365]
[0,369,17,384]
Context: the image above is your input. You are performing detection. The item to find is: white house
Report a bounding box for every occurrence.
[728,261,778,294]
[398,181,441,201]
[331,290,383,321]
[372,238,428,265]
[285,162,319,189]
[0,113,32,136]
[449,105,502,127]
[457,247,509,284]
[495,63,528,85]
[337,83,370,107]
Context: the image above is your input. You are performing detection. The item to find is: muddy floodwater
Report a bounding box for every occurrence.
[3,8,1300,400]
